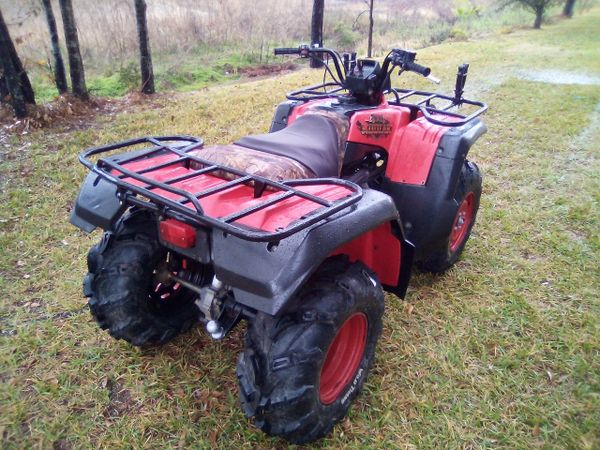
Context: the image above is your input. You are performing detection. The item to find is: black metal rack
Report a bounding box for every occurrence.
[387,88,487,127]
[80,136,362,242]
[286,82,346,101]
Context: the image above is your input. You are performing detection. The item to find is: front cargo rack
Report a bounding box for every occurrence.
[80,136,362,242]
[386,88,487,127]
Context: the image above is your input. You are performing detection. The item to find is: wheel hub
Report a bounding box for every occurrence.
[152,255,206,302]
[319,313,368,405]
[449,192,475,253]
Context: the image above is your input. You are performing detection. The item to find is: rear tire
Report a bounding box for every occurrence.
[236,257,384,444]
[418,160,482,273]
[85,210,205,346]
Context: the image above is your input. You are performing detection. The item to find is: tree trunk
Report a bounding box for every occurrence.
[0,8,35,105]
[0,46,27,118]
[310,0,324,69]
[134,0,154,94]
[0,8,33,117]
[41,0,68,94]
[533,7,543,28]
[59,0,88,99]
[367,0,374,57]
[563,0,576,17]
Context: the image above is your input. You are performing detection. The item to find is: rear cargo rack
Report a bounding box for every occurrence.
[80,136,362,242]
[387,88,487,127]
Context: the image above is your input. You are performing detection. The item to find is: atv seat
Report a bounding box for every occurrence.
[189,144,315,182]
[235,114,344,178]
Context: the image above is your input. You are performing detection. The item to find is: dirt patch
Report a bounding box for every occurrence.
[52,439,73,450]
[516,69,600,85]
[1,94,112,134]
[0,91,168,136]
[103,378,135,418]
[239,61,297,78]
[572,101,600,149]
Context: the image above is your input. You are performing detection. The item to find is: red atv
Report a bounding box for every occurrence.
[71,45,487,443]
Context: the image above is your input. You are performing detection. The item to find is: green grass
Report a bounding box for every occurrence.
[28,47,291,103]
[1,10,600,449]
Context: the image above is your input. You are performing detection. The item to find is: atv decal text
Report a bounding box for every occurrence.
[356,114,392,138]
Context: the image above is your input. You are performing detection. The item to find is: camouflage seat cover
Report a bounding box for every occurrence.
[189,144,314,182]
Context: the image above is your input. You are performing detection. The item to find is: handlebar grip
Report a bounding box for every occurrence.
[405,62,431,77]
[274,48,299,55]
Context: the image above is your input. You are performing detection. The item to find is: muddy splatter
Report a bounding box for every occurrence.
[103,378,135,418]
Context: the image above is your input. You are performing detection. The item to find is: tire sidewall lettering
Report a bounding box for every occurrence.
[340,367,365,405]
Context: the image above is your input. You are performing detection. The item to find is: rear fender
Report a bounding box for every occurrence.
[211,189,412,316]
[70,146,171,233]
[70,172,126,233]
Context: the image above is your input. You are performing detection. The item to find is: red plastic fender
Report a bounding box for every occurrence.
[331,221,400,286]
[348,106,447,186]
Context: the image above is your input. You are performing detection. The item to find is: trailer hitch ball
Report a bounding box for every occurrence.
[206,320,225,340]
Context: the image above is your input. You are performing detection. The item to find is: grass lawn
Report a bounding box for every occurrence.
[1,9,599,449]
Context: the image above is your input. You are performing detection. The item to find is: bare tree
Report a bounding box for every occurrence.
[41,0,67,94]
[562,0,576,17]
[353,0,374,57]
[134,0,154,94]
[503,0,561,29]
[310,0,324,68]
[0,7,35,117]
[58,0,88,99]
[367,0,374,57]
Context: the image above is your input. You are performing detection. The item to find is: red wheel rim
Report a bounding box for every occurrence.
[449,192,475,253]
[319,313,368,405]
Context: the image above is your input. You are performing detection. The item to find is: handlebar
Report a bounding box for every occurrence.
[403,61,431,77]
[274,45,346,83]
[388,49,431,78]
[274,48,301,55]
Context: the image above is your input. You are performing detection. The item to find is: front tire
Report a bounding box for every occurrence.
[236,257,384,444]
[419,160,482,273]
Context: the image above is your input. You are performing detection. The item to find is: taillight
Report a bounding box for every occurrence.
[159,219,196,248]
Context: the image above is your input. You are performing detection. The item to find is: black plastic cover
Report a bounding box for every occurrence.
[211,188,408,316]
[345,59,381,96]
[70,172,126,233]
[269,100,299,132]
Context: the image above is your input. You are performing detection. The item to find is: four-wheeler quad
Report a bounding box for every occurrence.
[70,45,487,444]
